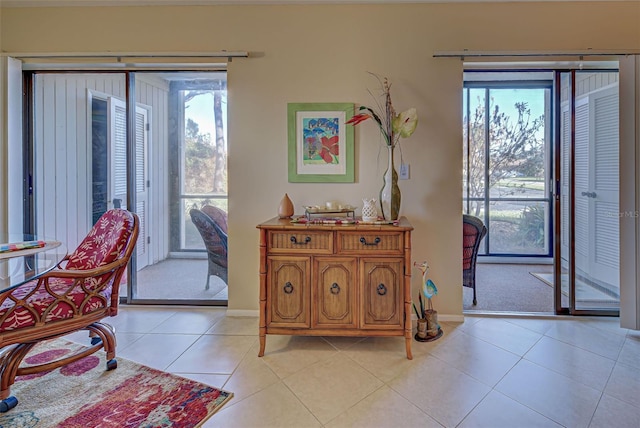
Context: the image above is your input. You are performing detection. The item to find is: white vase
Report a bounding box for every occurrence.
[362,198,378,222]
[379,145,401,221]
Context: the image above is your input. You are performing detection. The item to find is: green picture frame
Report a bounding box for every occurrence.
[287,102,355,183]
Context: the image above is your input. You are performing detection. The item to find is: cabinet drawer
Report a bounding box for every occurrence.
[337,232,403,255]
[268,231,333,254]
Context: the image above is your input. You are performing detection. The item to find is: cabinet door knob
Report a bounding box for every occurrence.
[330,283,341,295]
[290,236,311,245]
[283,282,294,294]
[360,236,381,246]
[377,283,388,296]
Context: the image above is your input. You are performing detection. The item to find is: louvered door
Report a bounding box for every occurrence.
[572,85,619,291]
[560,102,571,272]
[134,108,149,269]
[109,97,150,269]
[588,86,619,285]
[573,96,590,275]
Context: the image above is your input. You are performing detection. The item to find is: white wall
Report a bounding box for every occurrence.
[32,73,169,256]
[619,55,640,330]
[34,74,126,247]
[0,56,6,233]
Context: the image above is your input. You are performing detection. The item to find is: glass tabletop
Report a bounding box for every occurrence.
[0,233,68,292]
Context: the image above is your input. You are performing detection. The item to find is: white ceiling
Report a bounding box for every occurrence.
[0,0,634,7]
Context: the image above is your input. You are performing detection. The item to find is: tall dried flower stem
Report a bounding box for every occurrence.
[383,77,396,146]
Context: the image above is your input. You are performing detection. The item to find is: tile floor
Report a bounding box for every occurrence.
[69,306,640,428]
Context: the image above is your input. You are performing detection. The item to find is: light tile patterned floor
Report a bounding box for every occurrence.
[68,306,640,428]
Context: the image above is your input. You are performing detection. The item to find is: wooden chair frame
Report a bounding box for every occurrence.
[0,212,139,412]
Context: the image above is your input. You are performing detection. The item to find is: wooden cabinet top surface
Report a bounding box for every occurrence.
[257,216,413,231]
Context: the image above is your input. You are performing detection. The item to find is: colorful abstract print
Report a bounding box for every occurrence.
[302,116,340,165]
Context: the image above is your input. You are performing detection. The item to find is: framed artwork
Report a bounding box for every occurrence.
[287,102,354,183]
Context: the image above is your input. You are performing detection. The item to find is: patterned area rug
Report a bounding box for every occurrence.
[0,339,233,427]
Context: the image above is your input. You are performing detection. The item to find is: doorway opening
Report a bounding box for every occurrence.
[26,70,228,306]
[462,64,620,315]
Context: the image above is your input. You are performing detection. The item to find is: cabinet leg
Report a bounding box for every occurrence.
[405,337,413,360]
[258,335,266,357]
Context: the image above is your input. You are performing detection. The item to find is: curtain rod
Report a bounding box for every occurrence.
[433,49,640,58]
[1,51,249,61]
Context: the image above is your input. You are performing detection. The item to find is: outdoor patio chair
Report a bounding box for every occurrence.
[190,206,228,290]
[0,208,139,412]
[463,214,487,305]
[201,205,228,236]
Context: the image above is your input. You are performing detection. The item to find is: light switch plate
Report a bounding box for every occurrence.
[400,163,410,180]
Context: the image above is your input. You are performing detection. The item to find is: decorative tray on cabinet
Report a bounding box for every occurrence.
[303,205,356,220]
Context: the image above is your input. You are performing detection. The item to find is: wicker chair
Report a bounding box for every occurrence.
[463,214,487,305]
[201,205,228,236]
[0,209,139,412]
[190,206,228,290]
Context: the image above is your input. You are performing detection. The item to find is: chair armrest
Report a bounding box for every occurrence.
[40,257,129,279]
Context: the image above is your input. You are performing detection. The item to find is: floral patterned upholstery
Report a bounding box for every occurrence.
[0,209,136,333]
[0,209,139,413]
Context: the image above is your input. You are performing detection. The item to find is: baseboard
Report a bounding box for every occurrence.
[412,313,464,323]
[438,314,465,322]
[228,310,463,321]
[226,309,259,317]
[478,256,552,264]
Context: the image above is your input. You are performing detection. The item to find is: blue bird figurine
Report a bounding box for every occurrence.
[414,261,438,311]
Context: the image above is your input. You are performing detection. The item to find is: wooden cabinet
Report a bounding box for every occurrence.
[360,258,404,329]
[257,217,413,359]
[313,257,357,329]
[267,256,310,328]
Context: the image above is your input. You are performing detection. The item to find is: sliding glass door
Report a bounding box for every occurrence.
[463,79,552,257]
[556,70,620,314]
[27,70,228,306]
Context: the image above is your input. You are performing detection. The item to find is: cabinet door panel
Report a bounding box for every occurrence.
[361,258,403,329]
[267,256,310,328]
[313,257,357,328]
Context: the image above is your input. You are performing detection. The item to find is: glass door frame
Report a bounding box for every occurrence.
[463,79,554,258]
[23,67,229,307]
[553,69,620,316]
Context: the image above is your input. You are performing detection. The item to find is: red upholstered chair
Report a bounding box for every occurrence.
[190,206,228,290]
[463,214,487,305]
[201,205,228,236]
[0,209,139,412]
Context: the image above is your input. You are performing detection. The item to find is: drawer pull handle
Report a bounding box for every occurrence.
[360,236,381,246]
[377,283,388,296]
[290,236,311,245]
[283,282,294,294]
[330,283,341,295]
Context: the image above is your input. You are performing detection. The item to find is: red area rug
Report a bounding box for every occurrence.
[0,339,233,427]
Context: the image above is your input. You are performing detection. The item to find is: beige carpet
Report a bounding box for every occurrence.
[463,264,554,313]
